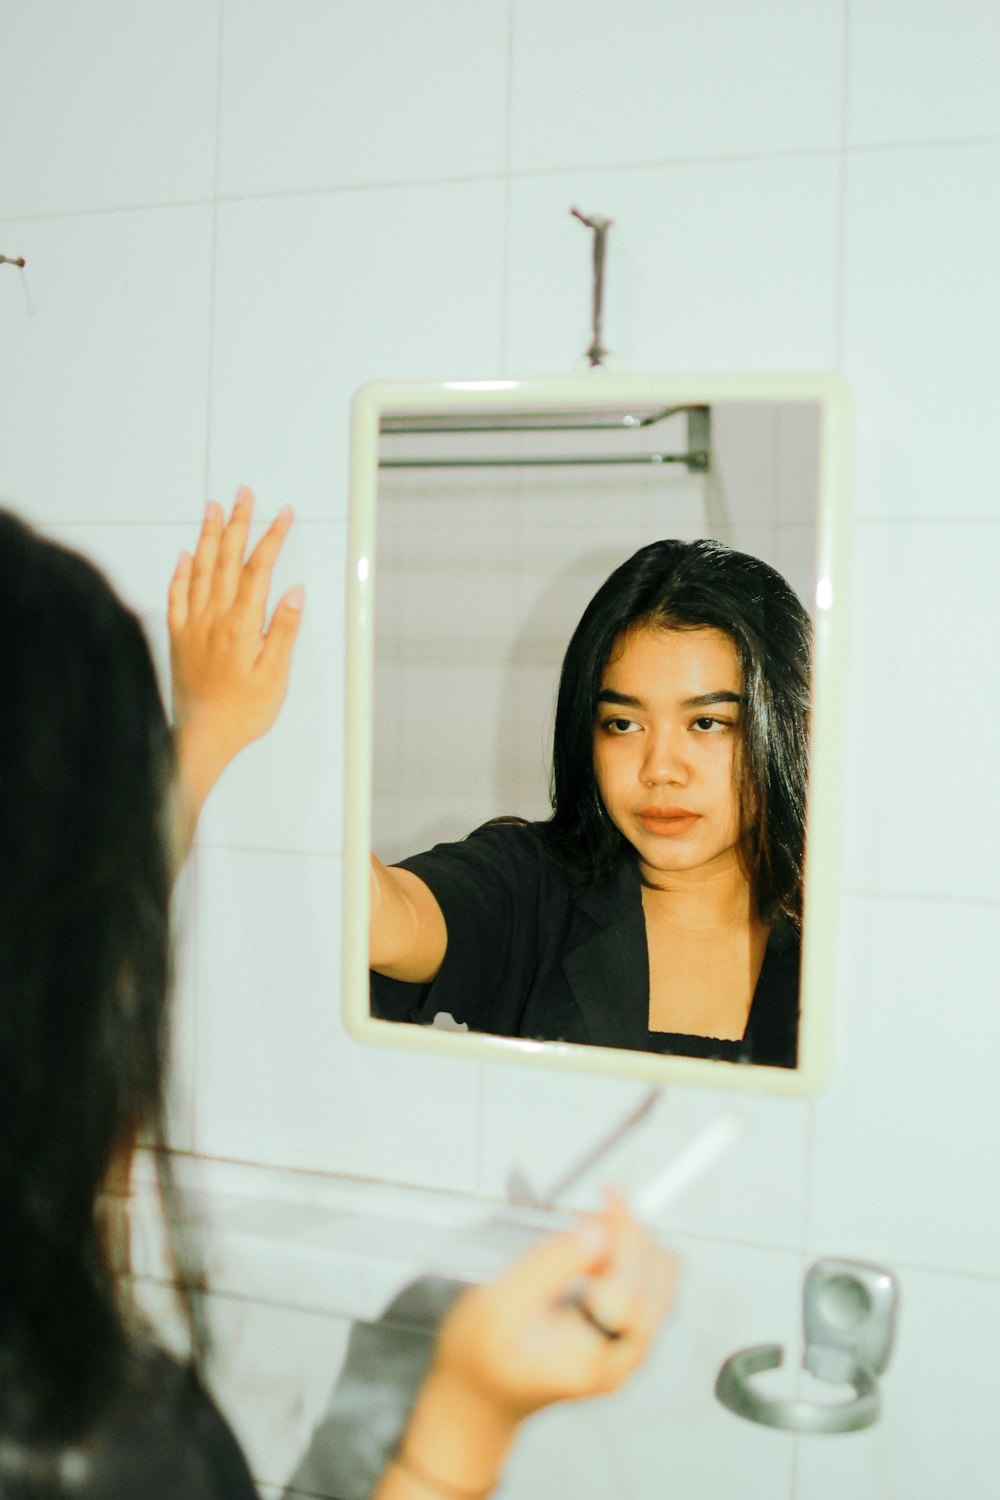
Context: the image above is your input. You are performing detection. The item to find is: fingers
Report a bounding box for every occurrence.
[213,486,256,610]
[435,1204,676,1421]
[182,490,295,635]
[258,586,305,683]
[533,1205,672,1396]
[569,1196,677,1387]
[496,1216,613,1307]
[168,551,193,635]
[187,501,225,616]
[232,504,295,628]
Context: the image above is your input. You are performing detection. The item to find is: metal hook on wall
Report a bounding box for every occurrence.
[570,207,613,367]
[1,255,27,269]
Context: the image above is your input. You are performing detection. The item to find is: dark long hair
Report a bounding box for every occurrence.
[0,511,204,1450]
[546,539,812,924]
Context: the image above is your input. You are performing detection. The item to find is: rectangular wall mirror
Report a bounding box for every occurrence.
[343,373,851,1096]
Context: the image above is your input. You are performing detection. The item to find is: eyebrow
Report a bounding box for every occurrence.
[596,689,744,710]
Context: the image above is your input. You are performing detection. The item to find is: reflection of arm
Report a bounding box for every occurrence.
[369,826,554,1033]
[370,854,448,982]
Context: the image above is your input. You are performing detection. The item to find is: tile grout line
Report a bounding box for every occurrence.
[203,0,226,504]
[186,0,228,1158]
[6,136,1000,231]
[831,0,851,375]
[498,0,516,375]
[6,135,1000,233]
[841,886,1000,909]
[793,14,850,1475]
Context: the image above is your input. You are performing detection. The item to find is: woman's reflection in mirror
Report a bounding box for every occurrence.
[370,540,810,1067]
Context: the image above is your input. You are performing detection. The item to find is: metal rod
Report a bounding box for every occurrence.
[570,206,613,366]
[540,1086,660,1208]
[380,452,708,471]
[381,404,706,438]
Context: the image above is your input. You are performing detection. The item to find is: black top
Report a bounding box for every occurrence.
[0,1348,258,1500]
[371,822,799,1068]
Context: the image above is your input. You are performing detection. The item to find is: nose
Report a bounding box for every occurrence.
[640,726,689,787]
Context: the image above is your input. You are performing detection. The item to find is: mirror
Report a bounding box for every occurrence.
[343,374,851,1096]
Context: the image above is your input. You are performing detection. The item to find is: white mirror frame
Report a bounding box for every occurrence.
[343,372,851,1097]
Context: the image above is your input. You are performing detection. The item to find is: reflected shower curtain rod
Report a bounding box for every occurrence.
[380,404,706,437]
[379,452,709,471]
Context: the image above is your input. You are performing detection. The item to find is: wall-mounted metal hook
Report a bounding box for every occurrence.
[570,207,613,367]
[0,255,27,269]
[715,1258,899,1435]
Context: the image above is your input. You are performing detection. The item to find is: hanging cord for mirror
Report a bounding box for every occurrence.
[570,207,613,367]
[0,255,27,268]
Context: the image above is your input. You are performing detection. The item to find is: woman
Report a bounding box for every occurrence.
[370,539,810,1068]
[0,494,673,1498]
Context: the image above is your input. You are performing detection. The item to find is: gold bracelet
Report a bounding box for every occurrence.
[391,1450,495,1500]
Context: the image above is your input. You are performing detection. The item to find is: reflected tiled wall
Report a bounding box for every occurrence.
[2,2,999,1496]
[373,402,820,862]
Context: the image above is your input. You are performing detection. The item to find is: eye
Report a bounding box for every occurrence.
[601,716,641,735]
[691,716,734,734]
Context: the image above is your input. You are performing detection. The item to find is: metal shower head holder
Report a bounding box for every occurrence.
[715,1257,899,1435]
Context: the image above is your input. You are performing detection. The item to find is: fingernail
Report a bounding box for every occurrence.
[205,501,221,522]
[284,585,305,611]
[278,504,293,522]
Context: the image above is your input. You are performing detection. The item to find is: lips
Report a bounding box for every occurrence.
[638,807,701,837]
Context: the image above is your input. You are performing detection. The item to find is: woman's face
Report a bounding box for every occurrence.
[592,625,746,883]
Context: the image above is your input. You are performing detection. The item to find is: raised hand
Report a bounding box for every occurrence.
[433,1191,676,1417]
[168,487,303,854]
[377,1194,676,1500]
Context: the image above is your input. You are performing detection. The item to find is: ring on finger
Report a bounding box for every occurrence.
[575,1300,623,1341]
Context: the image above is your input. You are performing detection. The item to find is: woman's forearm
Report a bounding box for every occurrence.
[169,717,235,868]
[370,1368,517,1500]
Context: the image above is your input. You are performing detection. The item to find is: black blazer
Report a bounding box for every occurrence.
[371,823,799,1068]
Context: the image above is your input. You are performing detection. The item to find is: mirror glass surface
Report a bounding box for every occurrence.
[343,374,850,1095]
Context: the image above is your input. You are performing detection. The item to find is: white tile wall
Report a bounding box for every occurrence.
[808,893,1000,1277]
[478,1070,811,1251]
[192,848,482,1189]
[217,0,510,197]
[0,1,218,218]
[0,210,213,525]
[795,1265,1000,1500]
[843,143,1000,521]
[847,0,1000,147]
[5,3,1000,1497]
[206,181,508,520]
[509,0,844,170]
[504,157,842,374]
[841,521,1000,901]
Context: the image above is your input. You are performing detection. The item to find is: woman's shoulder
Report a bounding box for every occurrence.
[463,818,571,875]
[395,816,553,865]
[390,818,571,910]
[466,815,547,845]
